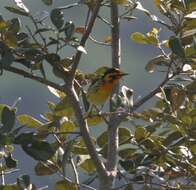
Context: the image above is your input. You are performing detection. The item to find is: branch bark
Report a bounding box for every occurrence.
[103,1,121,189]
[69,0,103,82]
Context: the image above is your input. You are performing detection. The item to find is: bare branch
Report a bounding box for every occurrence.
[65,88,108,179]
[69,0,103,82]
[70,157,80,185]
[106,1,121,188]
[3,65,65,92]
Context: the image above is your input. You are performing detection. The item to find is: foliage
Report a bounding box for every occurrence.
[0,0,195,190]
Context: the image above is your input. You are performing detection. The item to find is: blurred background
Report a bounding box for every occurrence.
[0,0,171,189]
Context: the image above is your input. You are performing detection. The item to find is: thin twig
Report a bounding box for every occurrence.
[0,163,5,185]
[40,161,95,190]
[89,35,111,46]
[70,157,80,185]
[3,65,65,93]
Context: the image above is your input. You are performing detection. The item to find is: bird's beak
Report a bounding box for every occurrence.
[119,72,129,76]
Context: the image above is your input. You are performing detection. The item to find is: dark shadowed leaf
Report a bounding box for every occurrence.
[145,55,170,73]
[17,174,31,189]
[22,140,56,161]
[50,8,64,29]
[169,36,185,57]
[164,131,183,146]
[8,18,21,34]
[4,153,17,168]
[64,21,75,39]
[0,106,15,133]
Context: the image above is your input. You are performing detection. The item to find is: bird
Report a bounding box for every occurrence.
[86,67,128,109]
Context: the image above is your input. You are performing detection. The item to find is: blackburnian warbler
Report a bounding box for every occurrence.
[86,67,128,107]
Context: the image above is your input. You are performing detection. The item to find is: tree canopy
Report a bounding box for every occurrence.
[0,0,195,190]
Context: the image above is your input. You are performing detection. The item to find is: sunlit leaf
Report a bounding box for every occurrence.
[86,115,104,126]
[79,158,96,173]
[48,86,65,98]
[35,161,58,176]
[14,0,29,13]
[55,180,77,190]
[135,127,149,142]
[113,0,130,5]
[5,6,29,16]
[17,114,43,128]
[104,35,112,44]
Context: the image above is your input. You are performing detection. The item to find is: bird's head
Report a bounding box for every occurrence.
[103,67,128,83]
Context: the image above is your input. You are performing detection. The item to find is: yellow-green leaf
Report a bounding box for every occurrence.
[55,180,77,190]
[17,114,43,128]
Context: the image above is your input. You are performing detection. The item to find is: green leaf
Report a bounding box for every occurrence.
[131,32,149,44]
[35,161,58,176]
[169,36,185,58]
[119,128,132,144]
[0,184,21,190]
[119,160,134,172]
[55,180,77,190]
[145,55,170,73]
[86,114,103,126]
[14,132,34,145]
[17,174,31,189]
[60,120,77,132]
[64,21,75,39]
[17,114,43,128]
[54,96,74,117]
[113,0,130,5]
[4,153,17,168]
[22,140,56,161]
[119,148,137,159]
[50,8,64,29]
[79,158,96,173]
[42,0,53,6]
[0,50,15,66]
[0,134,14,145]
[8,18,21,34]
[4,32,17,48]
[164,131,183,146]
[141,138,155,150]
[0,106,15,133]
[131,29,159,46]
[5,6,29,17]
[135,127,149,142]
[0,20,9,32]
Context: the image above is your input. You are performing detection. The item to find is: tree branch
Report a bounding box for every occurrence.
[3,65,65,92]
[106,1,121,188]
[69,0,103,82]
[65,87,108,179]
